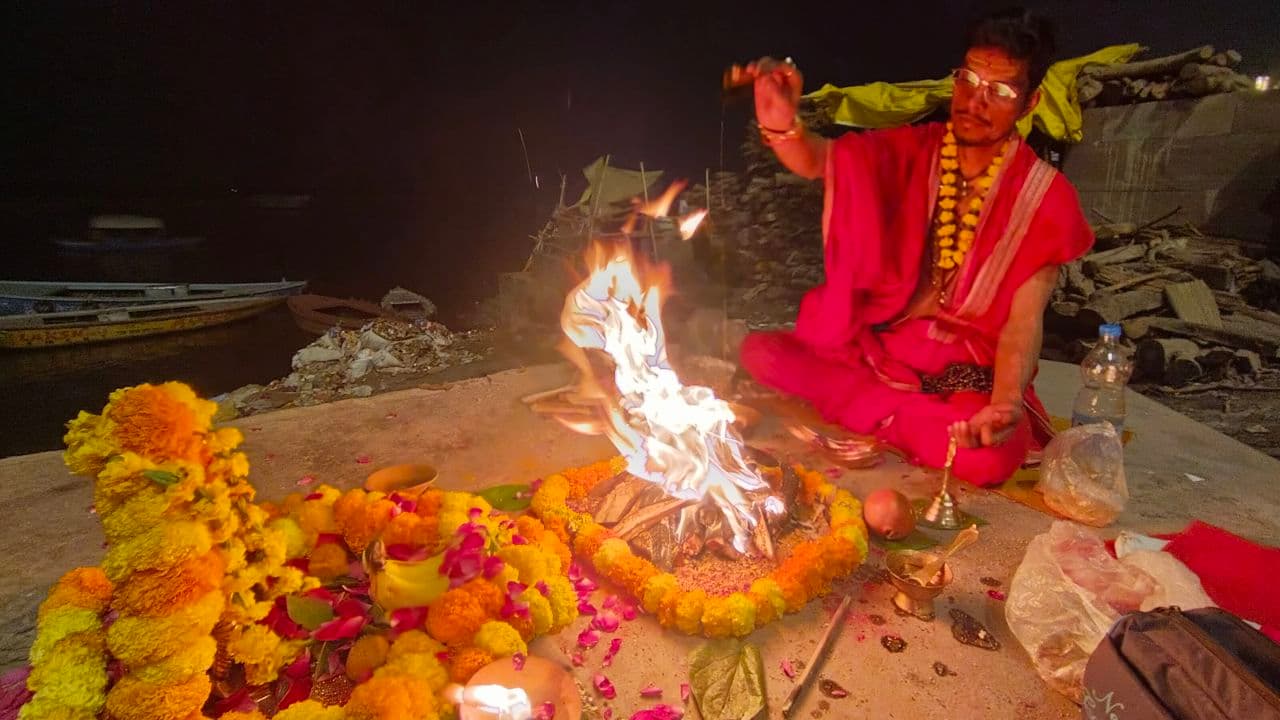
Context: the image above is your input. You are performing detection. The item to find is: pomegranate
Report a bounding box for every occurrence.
[862,488,916,539]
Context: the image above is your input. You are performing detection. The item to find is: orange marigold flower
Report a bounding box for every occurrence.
[460,578,504,617]
[112,551,225,617]
[413,489,444,519]
[221,712,268,720]
[40,567,113,616]
[561,457,627,498]
[346,634,391,682]
[506,613,535,641]
[610,554,659,599]
[307,543,351,582]
[380,513,440,553]
[388,630,445,662]
[427,588,487,646]
[344,674,436,720]
[334,490,396,553]
[104,383,215,464]
[540,515,571,545]
[104,672,211,720]
[448,646,493,683]
[573,524,611,561]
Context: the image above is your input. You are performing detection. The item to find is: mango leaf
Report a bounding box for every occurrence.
[286,594,335,631]
[143,469,180,486]
[688,639,766,720]
[476,484,531,512]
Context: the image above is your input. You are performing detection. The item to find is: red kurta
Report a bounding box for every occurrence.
[741,122,1094,486]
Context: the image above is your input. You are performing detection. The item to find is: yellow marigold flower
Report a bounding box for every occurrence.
[275,700,347,720]
[63,410,112,478]
[835,524,869,561]
[938,258,956,270]
[130,635,217,685]
[345,674,437,720]
[642,573,679,615]
[748,578,787,625]
[347,634,391,681]
[102,520,213,583]
[959,229,976,243]
[938,185,957,198]
[107,591,223,667]
[29,608,101,666]
[100,490,169,543]
[270,517,308,559]
[942,131,956,145]
[308,542,351,582]
[572,523,610,561]
[940,173,957,186]
[951,252,967,266]
[541,575,579,632]
[829,491,863,530]
[938,237,955,248]
[206,426,243,454]
[674,589,706,635]
[104,672,210,720]
[448,646,494,684]
[937,211,955,225]
[18,698,100,720]
[976,176,994,190]
[227,623,301,686]
[39,567,113,617]
[472,620,527,658]
[388,630,446,662]
[295,500,339,548]
[591,538,631,574]
[935,223,956,238]
[940,158,959,171]
[25,631,108,712]
[702,593,756,638]
[521,588,554,635]
[103,383,215,464]
[91,453,157,513]
[940,144,957,158]
[378,650,449,692]
[495,544,555,586]
[220,712,267,720]
[937,198,957,211]
[960,213,979,228]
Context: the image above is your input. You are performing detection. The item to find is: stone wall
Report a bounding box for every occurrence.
[1063,90,1280,243]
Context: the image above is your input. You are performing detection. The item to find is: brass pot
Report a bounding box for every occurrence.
[885,549,954,621]
[364,463,438,497]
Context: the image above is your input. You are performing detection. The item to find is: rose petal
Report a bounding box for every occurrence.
[534,702,556,720]
[297,475,316,486]
[482,555,506,580]
[603,709,613,720]
[781,658,796,679]
[602,638,622,667]
[570,651,585,667]
[578,600,598,616]
[313,615,365,641]
[385,544,431,562]
[577,629,601,649]
[535,580,550,596]
[640,684,662,698]
[987,589,1007,602]
[629,705,684,720]
[389,607,428,633]
[824,467,842,478]
[512,653,526,671]
[593,673,617,700]
[680,683,690,703]
[591,610,620,633]
[355,454,371,464]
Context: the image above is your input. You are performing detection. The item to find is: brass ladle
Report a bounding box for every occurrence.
[908,524,980,586]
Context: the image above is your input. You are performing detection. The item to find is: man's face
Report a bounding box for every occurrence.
[949,46,1038,146]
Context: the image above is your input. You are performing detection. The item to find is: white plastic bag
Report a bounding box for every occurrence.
[1040,423,1128,526]
[1006,522,1216,702]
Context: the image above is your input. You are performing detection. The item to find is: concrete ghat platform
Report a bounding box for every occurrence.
[1,361,1277,719]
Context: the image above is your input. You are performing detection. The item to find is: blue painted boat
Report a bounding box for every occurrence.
[0,280,307,315]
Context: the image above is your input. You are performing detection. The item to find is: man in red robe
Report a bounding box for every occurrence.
[731,9,1094,486]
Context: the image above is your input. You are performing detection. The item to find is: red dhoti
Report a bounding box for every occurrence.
[741,123,1093,486]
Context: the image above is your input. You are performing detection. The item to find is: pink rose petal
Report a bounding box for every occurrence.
[593,674,617,700]
[313,615,365,641]
[603,709,613,720]
[640,684,663,698]
[534,702,556,720]
[987,589,1007,602]
[602,638,622,667]
[570,651,585,667]
[824,467,842,478]
[577,629,601,649]
[578,600,598,615]
[781,658,796,679]
[680,683,690,703]
[591,610,620,633]
[630,705,684,720]
[297,475,316,486]
[512,653,526,671]
[355,454,371,464]
[388,606,428,633]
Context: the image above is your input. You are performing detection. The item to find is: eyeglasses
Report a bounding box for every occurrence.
[951,68,1021,103]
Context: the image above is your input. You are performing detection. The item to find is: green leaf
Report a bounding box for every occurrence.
[875,530,939,552]
[688,639,766,720]
[286,594,335,631]
[476,484,532,512]
[143,469,180,486]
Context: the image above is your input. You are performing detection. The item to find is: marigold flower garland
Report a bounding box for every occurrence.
[530,457,869,638]
[19,568,113,720]
[932,122,1008,273]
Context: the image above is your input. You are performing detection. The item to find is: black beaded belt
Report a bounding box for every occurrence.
[920,363,994,395]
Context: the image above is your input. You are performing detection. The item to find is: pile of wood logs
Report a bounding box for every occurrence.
[1078,45,1253,107]
[1047,221,1280,388]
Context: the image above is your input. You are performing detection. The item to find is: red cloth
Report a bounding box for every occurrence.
[741,122,1093,485]
[1161,521,1280,643]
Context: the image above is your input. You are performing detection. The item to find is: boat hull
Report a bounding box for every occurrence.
[0,280,306,315]
[286,294,404,335]
[0,297,284,349]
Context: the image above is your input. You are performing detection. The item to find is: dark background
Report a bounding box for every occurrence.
[0,1,1276,455]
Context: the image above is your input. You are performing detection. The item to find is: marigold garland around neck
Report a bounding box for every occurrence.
[932,122,1010,277]
[530,457,869,638]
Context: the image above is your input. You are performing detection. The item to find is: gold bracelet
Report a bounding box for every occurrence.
[758,117,804,145]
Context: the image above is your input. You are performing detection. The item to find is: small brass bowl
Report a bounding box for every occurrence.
[365,463,438,497]
[885,549,954,621]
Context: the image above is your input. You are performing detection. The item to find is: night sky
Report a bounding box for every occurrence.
[3,1,1278,302]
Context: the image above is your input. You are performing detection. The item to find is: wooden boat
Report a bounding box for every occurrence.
[287,294,406,335]
[0,296,285,349]
[0,280,306,315]
[52,215,205,254]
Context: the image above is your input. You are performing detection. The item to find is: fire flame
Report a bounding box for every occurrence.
[620,178,708,241]
[559,240,770,554]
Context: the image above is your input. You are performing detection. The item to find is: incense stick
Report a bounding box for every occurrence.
[782,594,852,717]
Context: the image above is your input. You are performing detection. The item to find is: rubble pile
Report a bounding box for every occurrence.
[1077,45,1254,107]
[1046,221,1280,389]
[223,318,487,416]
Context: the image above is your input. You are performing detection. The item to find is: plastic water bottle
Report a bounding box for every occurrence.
[1071,323,1134,434]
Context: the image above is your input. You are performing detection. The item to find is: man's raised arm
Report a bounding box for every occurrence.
[727,57,830,179]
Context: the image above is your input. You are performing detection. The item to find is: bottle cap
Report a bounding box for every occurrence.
[1099,324,1122,339]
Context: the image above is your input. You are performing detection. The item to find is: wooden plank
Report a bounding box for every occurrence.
[1143,316,1280,357]
[1083,245,1147,276]
[1165,279,1222,328]
[1078,288,1165,328]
